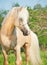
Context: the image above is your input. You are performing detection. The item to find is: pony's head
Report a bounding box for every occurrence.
[2,7,30,36]
[15,7,30,35]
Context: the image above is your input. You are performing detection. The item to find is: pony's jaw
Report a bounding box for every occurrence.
[19,22,30,36]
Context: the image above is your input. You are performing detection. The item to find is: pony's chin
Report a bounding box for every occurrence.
[22,32,29,36]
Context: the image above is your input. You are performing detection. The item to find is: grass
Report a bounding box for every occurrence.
[40,50,47,65]
[0,50,47,65]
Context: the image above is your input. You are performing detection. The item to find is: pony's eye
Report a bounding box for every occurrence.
[19,18,23,25]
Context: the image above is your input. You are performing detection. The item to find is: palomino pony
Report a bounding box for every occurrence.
[0,7,30,65]
[0,7,41,65]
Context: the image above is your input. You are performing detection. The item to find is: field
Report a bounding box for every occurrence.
[0,50,47,65]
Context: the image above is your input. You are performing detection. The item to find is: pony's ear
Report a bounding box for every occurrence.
[25,7,27,9]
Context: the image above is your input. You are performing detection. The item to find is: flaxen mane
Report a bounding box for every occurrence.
[1,7,18,36]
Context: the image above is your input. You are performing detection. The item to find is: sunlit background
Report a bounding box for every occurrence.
[0,0,47,10]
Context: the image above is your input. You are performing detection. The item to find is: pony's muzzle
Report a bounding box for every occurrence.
[24,30,29,35]
[22,29,30,36]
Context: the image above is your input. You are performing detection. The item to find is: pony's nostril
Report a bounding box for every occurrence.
[27,31,29,35]
[24,30,29,35]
